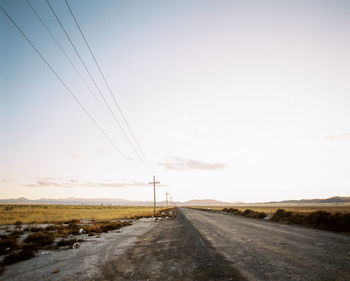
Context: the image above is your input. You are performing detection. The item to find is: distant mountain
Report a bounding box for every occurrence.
[0,196,349,205]
[0,197,156,205]
[266,196,350,204]
[180,199,237,206]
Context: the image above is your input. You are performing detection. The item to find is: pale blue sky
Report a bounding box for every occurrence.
[1,0,350,202]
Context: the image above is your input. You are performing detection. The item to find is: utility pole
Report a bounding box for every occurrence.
[165,192,169,207]
[148,175,160,216]
[170,195,172,207]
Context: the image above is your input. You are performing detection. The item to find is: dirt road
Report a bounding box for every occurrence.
[99,208,350,281]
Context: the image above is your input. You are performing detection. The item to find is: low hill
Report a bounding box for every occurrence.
[267,196,350,204]
[180,199,239,206]
[0,196,349,205]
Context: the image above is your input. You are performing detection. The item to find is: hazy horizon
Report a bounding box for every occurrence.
[1,0,350,203]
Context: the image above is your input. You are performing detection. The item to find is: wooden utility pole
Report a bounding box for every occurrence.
[165,192,169,207]
[149,175,160,216]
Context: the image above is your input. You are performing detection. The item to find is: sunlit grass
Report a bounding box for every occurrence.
[0,204,165,225]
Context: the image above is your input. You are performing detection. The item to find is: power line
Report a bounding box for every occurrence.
[0,4,137,173]
[46,0,152,176]
[25,0,108,118]
[64,0,154,175]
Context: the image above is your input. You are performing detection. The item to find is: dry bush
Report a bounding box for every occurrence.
[45,222,80,237]
[84,221,132,234]
[0,235,19,255]
[222,208,267,219]
[2,248,35,265]
[57,238,83,248]
[43,220,132,237]
[271,209,350,232]
[11,229,24,237]
[23,226,44,232]
[24,232,55,250]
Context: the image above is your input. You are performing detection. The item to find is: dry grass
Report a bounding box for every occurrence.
[57,238,83,248]
[0,205,166,225]
[44,220,132,237]
[271,209,350,232]
[24,232,55,249]
[190,203,350,215]
[0,235,19,255]
[2,248,35,265]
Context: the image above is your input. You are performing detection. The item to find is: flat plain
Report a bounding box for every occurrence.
[0,205,164,225]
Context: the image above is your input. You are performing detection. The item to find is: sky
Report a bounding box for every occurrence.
[1,0,350,203]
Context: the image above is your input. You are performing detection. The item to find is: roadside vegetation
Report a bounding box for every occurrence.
[271,208,350,232]
[222,208,267,219]
[191,204,350,214]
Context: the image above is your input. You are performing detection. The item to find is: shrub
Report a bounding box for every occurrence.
[84,221,132,234]
[0,235,18,255]
[24,226,44,232]
[2,248,35,265]
[271,209,350,232]
[11,229,24,237]
[222,208,267,219]
[57,238,82,247]
[24,232,55,250]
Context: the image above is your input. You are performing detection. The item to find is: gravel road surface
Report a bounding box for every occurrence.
[98,208,350,281]
[182,208,350,280]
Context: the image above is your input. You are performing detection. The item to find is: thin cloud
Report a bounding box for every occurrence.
[2,179,8,183]
[323,133,350,141]
[23,178,161,188]
[158,156,227,172]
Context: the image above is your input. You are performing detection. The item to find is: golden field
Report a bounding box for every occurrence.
[0,204,166,225]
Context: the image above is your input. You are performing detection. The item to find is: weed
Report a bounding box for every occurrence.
[24,232,55,250]
[11,229,24,237]
[57,238,83,248]
[24,226,44,232]
[271,209,350,232]
[2,248,35,265]
[84,221,132,234]
[222,208,267,219]
[0,235,18,255]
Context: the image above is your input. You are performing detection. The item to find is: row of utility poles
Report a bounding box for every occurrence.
[148,175,175,216]
[164,191,175,208]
